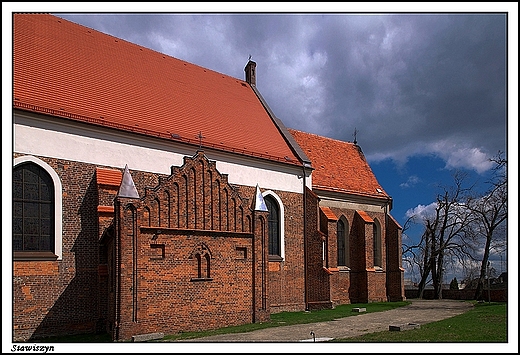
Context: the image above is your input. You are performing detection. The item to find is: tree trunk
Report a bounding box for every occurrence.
[418,228,432,299]
[417,266,430,299]
[474,232,492,300]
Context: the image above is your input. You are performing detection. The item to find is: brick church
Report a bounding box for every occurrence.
[12,14,405,342]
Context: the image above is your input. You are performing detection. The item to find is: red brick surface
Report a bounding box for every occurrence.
[12,150,404,341]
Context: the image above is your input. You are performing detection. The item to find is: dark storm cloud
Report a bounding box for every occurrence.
[54,12,508,173]
[312,14,506,167]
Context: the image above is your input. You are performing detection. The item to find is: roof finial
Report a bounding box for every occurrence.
[248,54,252,61]
[353,127,358,145]
[117,164,139,199]
[196,131,205,150]
[254,184,268,212]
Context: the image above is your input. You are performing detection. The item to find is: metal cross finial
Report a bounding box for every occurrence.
[353,127,358,145]
[196,131,205,149]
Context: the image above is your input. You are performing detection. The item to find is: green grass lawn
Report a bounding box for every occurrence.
[34,300,507,343]
[333,301,507,342]
[35,301,409,342]
[161,301,410,341]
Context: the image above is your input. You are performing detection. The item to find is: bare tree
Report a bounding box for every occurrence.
[411,171,474,299]
[402,153,507,301]
[401,215,424,284]
[468,152,507,300]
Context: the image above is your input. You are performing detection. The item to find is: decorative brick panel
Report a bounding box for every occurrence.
[109,152,271,340]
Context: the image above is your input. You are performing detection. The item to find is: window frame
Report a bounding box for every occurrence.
[373,218,382,268]
[13,156,62,260]
[262,191,285,261]
[337,216,350,267]
[190,244,213,282]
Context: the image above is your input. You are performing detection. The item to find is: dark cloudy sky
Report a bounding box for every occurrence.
[3,3,518,353]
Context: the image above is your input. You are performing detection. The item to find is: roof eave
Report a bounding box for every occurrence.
[13,106,304,168]
[313,186,393,208]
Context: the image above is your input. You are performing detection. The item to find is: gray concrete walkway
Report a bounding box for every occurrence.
[175,299,473,342]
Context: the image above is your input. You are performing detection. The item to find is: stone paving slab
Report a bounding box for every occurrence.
[172,299,473,343]
[389,322,421,331]
[132,332,164,342]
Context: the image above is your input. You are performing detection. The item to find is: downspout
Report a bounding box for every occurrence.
[383,196,392,253]
[132,210,138,322]
[303,164,309,310]
[383,195,391,301]
[114,200,121,341]
[384,198,389,244]
[252,184,269,321]
[261,218,266,310]
[251,211,256,322]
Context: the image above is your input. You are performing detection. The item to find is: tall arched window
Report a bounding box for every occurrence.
[373,219,382,267]
[13,156,62,260]
[264,195,280,257]
[337,217,349,267]
[13,162,54,254]
[337,219,345,266]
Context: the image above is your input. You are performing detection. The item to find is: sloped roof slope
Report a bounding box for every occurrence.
[13,14,300,165]
[288,129,390,199]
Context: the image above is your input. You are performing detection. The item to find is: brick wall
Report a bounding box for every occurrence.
[234,184,308,313]
[13,154,101,341]
[12,151,403,341]
[266,190,306,313]
[106,152,274,340]
[305,188,332,310]
[12,151,308,341]
[324,207,394,304]
[386,216,405,301]
[326,209,351,306]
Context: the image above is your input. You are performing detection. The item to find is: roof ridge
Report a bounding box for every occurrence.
[288,128,357,146]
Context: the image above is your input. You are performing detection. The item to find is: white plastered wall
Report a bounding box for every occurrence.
[14,113,308,193]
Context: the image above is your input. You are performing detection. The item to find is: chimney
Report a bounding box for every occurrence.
[245,60,256,86]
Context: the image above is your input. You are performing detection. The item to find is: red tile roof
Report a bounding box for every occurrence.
[320,206,338,221]
[96,167,122,187]
[97,206,115,213]
[288,129,389,199]
[13,14,300,165]
[356,210,374,223]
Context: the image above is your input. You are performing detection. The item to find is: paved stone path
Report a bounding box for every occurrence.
[175,299,473,342]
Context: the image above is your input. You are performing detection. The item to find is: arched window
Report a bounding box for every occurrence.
[195,253,210,279]
[264,195,280,257]
[337,219,345,265]
[337,217,350,267]
[13,157,62,259]
[373,219,382,267]
[190,244,212,281]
